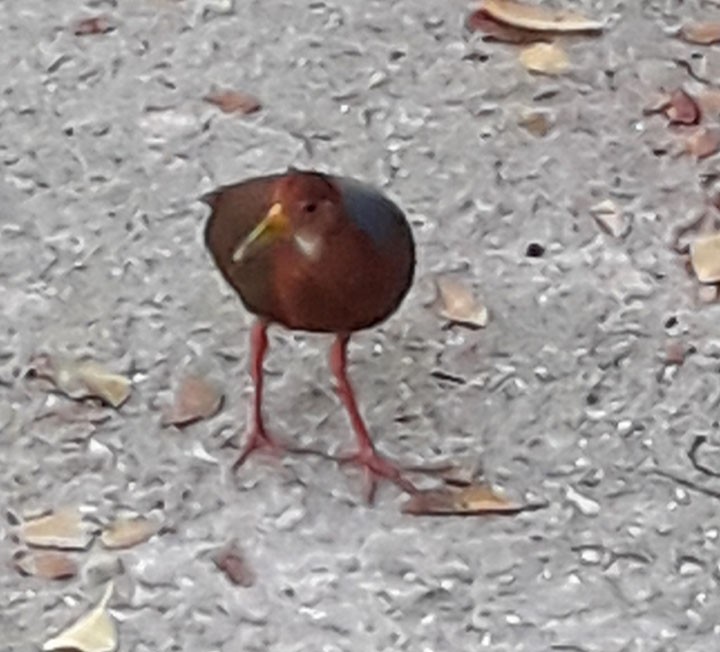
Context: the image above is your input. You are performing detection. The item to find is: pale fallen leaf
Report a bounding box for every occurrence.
[29,354,131,408]
[162,375,224,426]
[14,550,78,580]
[590,199,629,238]
[21,508,94,550]
[518,109,553,136]
[204,89,261,115]
[685,127,720,159]
[519,42,570,75]
[481,0,604,32]
[434,277,488,329]
[680,22,720,45]
[213,542,255,587]
[466,9,549,43]
[43,582,116,652]
[403,483,524,516]
[691,233,720,283]
[100,517,158,550]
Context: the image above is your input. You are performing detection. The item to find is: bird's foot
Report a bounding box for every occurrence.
[337,448,418,504]
[232,428,286,470]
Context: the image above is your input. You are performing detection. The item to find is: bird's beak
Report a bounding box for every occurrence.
[232,202,290,263]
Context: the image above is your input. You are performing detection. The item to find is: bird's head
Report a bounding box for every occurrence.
[231,171,341,264]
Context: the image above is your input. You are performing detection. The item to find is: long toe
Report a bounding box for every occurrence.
[232,428,286,471]
[338,449,418,503]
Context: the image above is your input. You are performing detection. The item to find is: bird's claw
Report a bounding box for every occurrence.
[337,449,418,504]
[232,428,286,470]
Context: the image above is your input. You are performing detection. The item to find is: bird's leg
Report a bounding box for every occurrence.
[233,320,284,469]
[329,334,417,502]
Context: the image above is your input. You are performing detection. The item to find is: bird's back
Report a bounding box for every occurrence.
[334,176,412,250]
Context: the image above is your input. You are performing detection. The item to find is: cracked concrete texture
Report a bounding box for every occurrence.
[3,0,720,650]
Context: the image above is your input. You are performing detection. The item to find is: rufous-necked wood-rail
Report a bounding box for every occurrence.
[203,169,417,501]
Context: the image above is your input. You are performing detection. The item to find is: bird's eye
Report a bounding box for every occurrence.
[304,202,317,214]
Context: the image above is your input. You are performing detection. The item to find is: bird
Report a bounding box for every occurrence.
[202,168,417,502]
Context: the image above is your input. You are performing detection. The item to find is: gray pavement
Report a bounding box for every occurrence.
[3,0,720,650]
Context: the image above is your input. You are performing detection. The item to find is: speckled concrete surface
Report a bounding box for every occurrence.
[4,0,720,650]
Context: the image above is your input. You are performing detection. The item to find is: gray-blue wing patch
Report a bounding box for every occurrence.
[334,176,405,246]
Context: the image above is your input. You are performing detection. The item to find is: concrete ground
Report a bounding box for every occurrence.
[3,0,720,650]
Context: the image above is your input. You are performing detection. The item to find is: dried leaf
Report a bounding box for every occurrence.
[481,0,604,33]
[43,582,117,652]
[665,340,687,366]
[403,484,523,516]
[685,127,720,159]
[73,17,114,36]
[690,233,720,283]
[466,9,549,43]
[14,550,78,580]
[29,354,131,408]
[433,277,488,329]
[591,199,629,238]
[21,508,94,551]
[213,542,255,587]
[518,109,553,136]
[518,42,570,75]
[665,89,701,125]
[680,22,720,45]
[698,283,719,303]
[697,89,720,116]
[204,89,261,115]
[100,517,158,550]
[162,375,223,426]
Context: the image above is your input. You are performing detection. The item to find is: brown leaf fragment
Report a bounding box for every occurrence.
[204,89,261,115]
[680,22,720,45]
[466,9,549,43]
[100,517,158,550]
[162,374,223,427]
[43,582,116,652]
[213,542,255,587]
[402,483,524,516]
[73,16,114,36]
[21,508,94,551]
[665,340,687,366]
[518,109,553,136]
[698,283,719,303]
[690,233,720,283]
[665,89,701,125]
[28,354,131,408]
[433,277,488,329]
[518,42,570,75]
[697,89,720,117]
[14,550,78,580]
[481,0,605,33]
[685,127,720,159]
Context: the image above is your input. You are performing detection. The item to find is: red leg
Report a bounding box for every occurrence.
[329,334,417,502]
[233,320,284,469]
